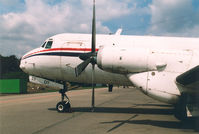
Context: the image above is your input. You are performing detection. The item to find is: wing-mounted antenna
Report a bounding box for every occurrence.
[115,28,123,35]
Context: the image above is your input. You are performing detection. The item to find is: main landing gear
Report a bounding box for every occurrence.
[56,83,71,113]
[174,93,187,121]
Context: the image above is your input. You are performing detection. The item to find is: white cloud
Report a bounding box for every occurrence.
[148,0,199,37]
[95,0,133,21]
[2,0,198,57]
[0,0,134,57]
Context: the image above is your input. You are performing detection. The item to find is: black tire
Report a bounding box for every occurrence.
[56,101,71,113]
[56,101,66,113]
[174,94,187,121]
[174,104,187,121]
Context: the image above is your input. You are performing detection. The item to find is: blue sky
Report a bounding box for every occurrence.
[0,0,199,57]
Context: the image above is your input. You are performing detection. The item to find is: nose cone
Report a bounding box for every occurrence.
[20,58,26,72]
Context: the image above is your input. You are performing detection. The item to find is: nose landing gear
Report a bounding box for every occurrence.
[56,83,72,113]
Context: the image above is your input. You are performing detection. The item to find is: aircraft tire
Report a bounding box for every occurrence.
[56,101,71,113]
[56,101,67,113]
[174,93,187,121]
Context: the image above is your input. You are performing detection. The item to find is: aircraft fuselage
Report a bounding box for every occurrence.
[20,33,199,104]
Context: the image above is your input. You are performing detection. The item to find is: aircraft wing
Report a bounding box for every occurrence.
[176,65,199,93]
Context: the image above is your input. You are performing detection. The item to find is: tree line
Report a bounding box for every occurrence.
[0,55,28,79]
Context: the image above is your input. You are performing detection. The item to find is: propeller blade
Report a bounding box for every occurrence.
[91,0,96,112]
[75,58,91,77]
[91,0,96,53]
[75,0,97,111]
[91,64,95,111]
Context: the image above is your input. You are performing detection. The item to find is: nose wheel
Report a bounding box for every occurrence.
[56,101,71,113]
[56,84,72,113]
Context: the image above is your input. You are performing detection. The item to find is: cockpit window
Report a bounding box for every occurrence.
[45,41,53,49]
[41,42,46,48]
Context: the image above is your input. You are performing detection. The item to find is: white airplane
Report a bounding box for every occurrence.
[20,0,199,120]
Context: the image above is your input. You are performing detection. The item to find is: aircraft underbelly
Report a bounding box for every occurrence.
[128,72,180,104]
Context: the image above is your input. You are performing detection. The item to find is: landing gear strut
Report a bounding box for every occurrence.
[108,84,113,92]
[56,83,71,113]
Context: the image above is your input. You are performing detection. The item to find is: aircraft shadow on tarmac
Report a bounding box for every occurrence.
[48,103,174,115]
[101,117,198,132]
[48,105,199,131]
[70,107,173,115]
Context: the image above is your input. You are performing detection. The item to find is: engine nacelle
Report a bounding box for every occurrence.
[97,46,157,74]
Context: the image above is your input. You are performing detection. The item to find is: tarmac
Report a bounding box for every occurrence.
[0,87,198,134]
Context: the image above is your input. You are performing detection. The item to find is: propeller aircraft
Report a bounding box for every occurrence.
[20,0,199,120]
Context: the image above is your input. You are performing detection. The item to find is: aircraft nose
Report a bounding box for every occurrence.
[19,56,27,72]
[20,58,26,72]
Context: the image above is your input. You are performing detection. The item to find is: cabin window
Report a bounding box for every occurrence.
[45,41,53,49]
[41,42,46,48]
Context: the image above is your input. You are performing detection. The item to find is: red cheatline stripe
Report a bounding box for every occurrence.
[23,48,99,59]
